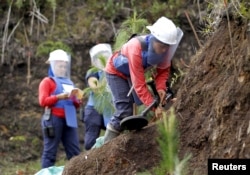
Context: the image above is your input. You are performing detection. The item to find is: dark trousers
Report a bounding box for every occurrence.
[105,73,134,132]
[83,106,105,150]
[41,115,80,168]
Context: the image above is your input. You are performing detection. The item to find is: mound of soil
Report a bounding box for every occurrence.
[62,17,250,175]
[63,123,160,175]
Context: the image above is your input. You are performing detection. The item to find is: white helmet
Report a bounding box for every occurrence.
[146,17,177,45]
[46,49,69,64]
[89,43,112,69]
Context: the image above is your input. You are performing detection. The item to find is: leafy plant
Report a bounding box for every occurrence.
[170,68,185,88]
[149,1,169,20]
[231,0,250,20]
[46,0,57,32]
[92,79,114,116]
[154,108,191,175]
[36,40,72,57]
[201,0,250,38]
[82,55,114,116]
[149,0,183,24]
[113,11,148,51]
[86,0,124,19]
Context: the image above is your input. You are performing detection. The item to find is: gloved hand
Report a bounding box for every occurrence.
[155,106,164,119]
[157,89,166,106]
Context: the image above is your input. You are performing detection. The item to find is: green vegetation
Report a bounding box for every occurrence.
[113,11,148,51]
[170,68,185,88]
[149,0,183,24]
[201,0,250,38]
[1,156,66,175]
[86,0,124,19]
[2,160,40,175]
[82,53,114,115]
[36,41,72,57]
[154,108,191,175]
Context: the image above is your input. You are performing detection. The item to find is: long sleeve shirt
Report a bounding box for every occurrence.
[38,77,81,118]
[105,37,169,107]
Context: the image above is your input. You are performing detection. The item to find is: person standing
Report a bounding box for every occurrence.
[38,49,81,168]
[103,16,183,143]
[82,43,113,150]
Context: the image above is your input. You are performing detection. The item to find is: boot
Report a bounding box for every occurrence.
[103,123,120,143]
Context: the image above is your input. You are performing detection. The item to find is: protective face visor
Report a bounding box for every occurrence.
[49,57,71,78]
[147,27,183,69]
[89,43,112,70]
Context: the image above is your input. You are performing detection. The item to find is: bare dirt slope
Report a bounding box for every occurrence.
[176,17,250,174]
[62,17,250,175]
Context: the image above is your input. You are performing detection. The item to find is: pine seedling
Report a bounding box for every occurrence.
[113,10,148,51]
[154,108,191,175]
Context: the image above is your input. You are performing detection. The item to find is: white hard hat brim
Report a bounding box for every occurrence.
[146,17,178,45]
[146,25,171,44]
[89,43,112,59]
[146,26,153,31]
[46,49,69,64]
